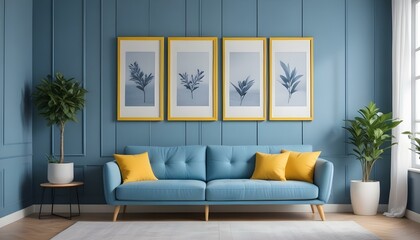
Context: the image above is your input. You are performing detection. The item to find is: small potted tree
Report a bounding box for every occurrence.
[344,102,401,215]
[33,72,87,184]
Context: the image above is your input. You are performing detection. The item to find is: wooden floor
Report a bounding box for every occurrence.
[0,212,419,240]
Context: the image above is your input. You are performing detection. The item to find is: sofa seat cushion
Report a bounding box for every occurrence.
[116,180,206,201]
[206,179,318,201]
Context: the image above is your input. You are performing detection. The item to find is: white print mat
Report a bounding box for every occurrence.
[52,221,380,240]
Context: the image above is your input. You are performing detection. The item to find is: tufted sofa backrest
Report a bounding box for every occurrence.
[124,146,206,181]
[206,145,313,181]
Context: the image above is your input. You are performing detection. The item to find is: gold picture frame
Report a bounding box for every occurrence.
[167,37,218,121]
[223,37,266,121]
[269,37,314,121]
[117,37,164,121]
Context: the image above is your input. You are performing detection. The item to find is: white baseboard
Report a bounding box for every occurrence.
[0,206,34,228]
[405,209,420,223]
[0,203,391,229]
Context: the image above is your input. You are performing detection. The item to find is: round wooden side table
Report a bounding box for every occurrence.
[38,181,84,220]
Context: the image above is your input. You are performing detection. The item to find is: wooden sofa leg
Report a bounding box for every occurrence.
[310,204,316,214]
[205,205,209,221]
[316,205,326,221]
[123,205,127,214]
[113,205,121,222]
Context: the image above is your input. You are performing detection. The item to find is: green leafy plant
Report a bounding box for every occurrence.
[278,61,303,103]
[230,76,255,106]
[402,131,420,158]
[33,72,87,163]
[344,102,402,182]
[179,69,205,99]
[46,154,59,164]
[129,61,154,103]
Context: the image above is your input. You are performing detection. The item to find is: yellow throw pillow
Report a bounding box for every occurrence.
[281,150,321,183]
[251,152,290,181]
[114,152,158,183]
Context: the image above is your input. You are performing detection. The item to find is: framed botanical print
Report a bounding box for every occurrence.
[117,37,164,121]
[223,37,266,121]
[167,37,218,121]
[269,37,313,120]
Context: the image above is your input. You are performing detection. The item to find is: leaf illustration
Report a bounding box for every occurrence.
[230,76,255,106]
[277,61,303,103]
[129,61,154,103]
[179,69,205,99]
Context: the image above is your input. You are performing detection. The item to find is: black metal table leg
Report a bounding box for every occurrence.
[69,188,72,219]
[76,187,81,215]
[38,182,84,220]
[51,188,55,215]
[38,187,46,219]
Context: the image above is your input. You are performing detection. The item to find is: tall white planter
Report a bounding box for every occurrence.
[48,162,74,184]
[350,180,380,215]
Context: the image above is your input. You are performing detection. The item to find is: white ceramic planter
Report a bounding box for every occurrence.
[47,162,74,184]
[350,180,380,215]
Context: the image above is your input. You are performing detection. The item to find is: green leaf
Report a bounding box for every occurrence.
[342,101,402,181]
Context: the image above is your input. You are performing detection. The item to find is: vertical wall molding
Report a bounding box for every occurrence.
[51,0,87,157]
[373,0,376,103]
[149,122,152,145]
[184,0,187,36]
[300,0,304,145]
[0,0,33,168]
[148,0,152,146]
[148,0,151,36]
[0,0,32,216]
[0,0,4,150]
[345,164,349,201]
[114,0,120,154]
[220,0,224,145]
[301,0,304,36]
[199,0,202,36]
[1,0,32,146]
[256,0,259,145]
[114,0,118,154]
[49,0,56,156]
[199,0,203,144]
[51,0,55,76]
[1,168,4,209]
[344,0,349,155]
[82,0,87,156]
[256,0,259,36]
[99,0,117,158]
[99,0,104,156]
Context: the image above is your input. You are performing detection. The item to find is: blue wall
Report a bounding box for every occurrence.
[32,0,392,204]
[408,171,420,214]
[0,0,33,217]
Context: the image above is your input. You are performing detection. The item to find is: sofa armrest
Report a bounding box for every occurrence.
[313,158,334,203]
[103,161,122,205]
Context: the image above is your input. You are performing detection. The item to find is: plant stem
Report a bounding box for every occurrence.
[361,159,373,182]
[191,91,194,99]
[143,90,146,103]
[60,121,65,164]
[240,96,244,106]
[366,162,373,182]
[288,92,292,103]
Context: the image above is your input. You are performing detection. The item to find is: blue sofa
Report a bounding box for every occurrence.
[103,145,334,221]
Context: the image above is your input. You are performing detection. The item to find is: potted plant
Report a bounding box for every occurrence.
[33,72,87,184]
[403,131,420,157]
[344,102,402,215]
